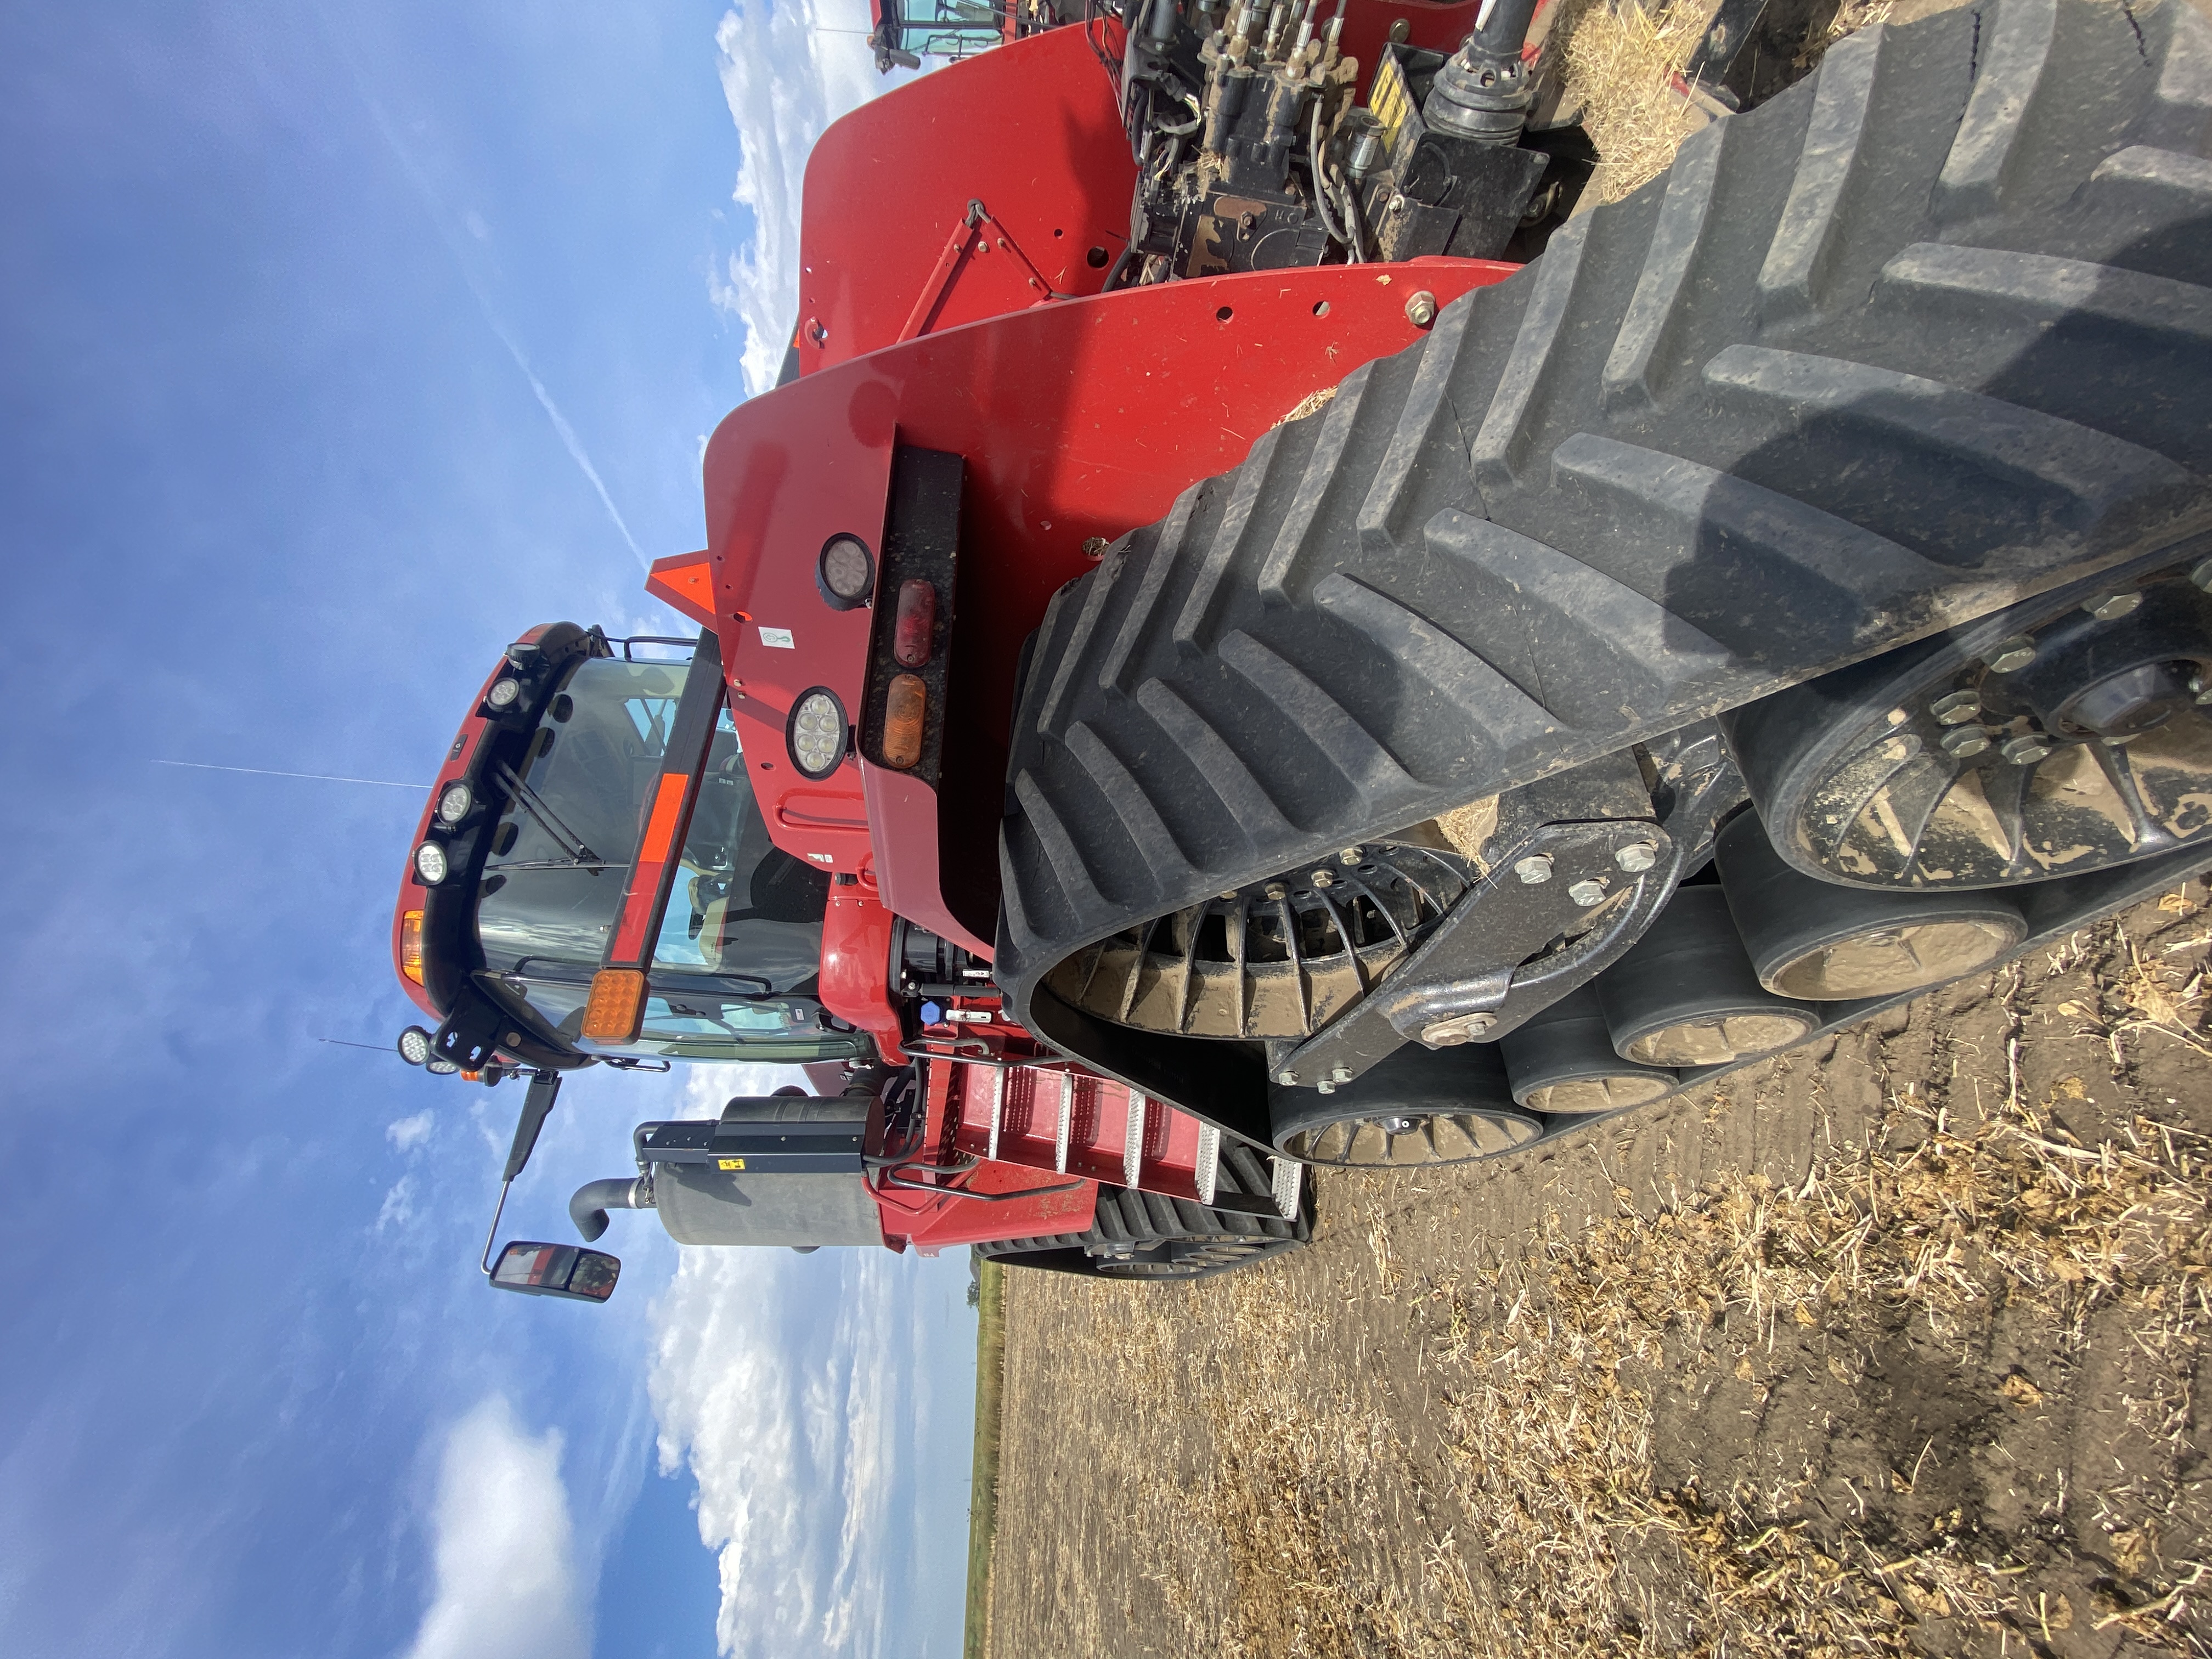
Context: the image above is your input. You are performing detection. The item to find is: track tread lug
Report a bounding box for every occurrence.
[1421,510,1735,726]
[1218,629,1416,795]
[1066,720,1193,875]
[1260,362,1381,605]
[1357,297,1477,556]
[1936,0,2058,223]
[1605,119,1731,412]
[1012,768,1109,912]
[1759,26,1884,325]
[1701,343,2201,565]
[2142,7,2212,153]
[1880,240,2212,338]
[1470,214,1589,503]
[1034,550,1123,737]
[1100,482,1200,696]
[1173,421,1293,653]
[1311,571,1561,749]
[1548,433,1951,662]
[1133,678,1297,845]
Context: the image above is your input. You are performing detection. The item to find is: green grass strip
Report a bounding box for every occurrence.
[962,1259,1008,1659]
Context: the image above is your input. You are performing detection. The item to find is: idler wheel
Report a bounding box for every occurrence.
[1715,811,2025,1001]
[1596,887,1819,1067]
[1729,562,2212,890]
[1499,986,1677,1115]
[1270,1042,1540,1167]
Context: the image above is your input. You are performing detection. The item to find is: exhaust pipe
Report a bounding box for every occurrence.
[570,1175,653,1243]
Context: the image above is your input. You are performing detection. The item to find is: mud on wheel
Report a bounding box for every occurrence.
[995,0,2212,1168]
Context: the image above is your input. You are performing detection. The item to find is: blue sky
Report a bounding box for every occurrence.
[0,4,977,1656]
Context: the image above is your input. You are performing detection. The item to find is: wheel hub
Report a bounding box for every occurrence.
[2051,660,2193,741]
[1735,561,2212,889]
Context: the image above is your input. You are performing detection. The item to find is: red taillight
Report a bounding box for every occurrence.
[894,580,936,668]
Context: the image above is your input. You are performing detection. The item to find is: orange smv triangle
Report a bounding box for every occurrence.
[647,551,719,630]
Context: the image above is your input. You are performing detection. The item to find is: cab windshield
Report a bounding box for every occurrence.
[472,651,850,1062]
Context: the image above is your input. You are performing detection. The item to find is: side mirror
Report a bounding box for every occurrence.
[487,1240,621,1303]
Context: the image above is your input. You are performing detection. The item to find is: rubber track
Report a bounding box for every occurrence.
[998,0,2212,1096]
[973,1144,1311,1278]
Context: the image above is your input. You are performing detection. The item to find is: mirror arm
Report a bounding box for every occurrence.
[501,1071,562,1183]
[479,1180,513,1278]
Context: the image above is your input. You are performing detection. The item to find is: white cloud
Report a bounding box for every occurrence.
[710,2,905,396]
[647,1248,909,1658]
[376,1175,417,1232]
[387,1109,435,1152]
[680,1059,814,1118]
[402,1397,591,1659]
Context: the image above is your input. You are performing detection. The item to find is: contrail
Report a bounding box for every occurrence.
[323,14,651,569]
[479,309,650,568]
[153,760,429,789]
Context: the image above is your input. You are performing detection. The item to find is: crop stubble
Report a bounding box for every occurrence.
[983,887,2211,1658]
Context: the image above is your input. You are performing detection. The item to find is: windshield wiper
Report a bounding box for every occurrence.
[494,760,604,873]
[484,859,629,873]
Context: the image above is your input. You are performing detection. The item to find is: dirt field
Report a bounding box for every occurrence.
[981,888,2212,1658]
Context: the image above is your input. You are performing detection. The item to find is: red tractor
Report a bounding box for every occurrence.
[391,0,2212,1300]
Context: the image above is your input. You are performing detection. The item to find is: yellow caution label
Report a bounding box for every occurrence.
[718,1158,746,1171]
[1370,52,1409,157]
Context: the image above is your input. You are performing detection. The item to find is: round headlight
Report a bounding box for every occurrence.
[788,689,848,778]
[397,1026,434,1066]
[426,1058,460,1076]
[414,840,450,885]
[486,676,522,710]
[817,535,874,610]
[436,781,473,824]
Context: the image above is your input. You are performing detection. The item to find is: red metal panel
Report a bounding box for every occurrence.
[878,1155,1099,1250]
[817,878,905,1058]
[795,27,1136,376]
[861,758,991,956]
[699,258,1515,919]
[791,4,1486,378]
[646,552,718,632]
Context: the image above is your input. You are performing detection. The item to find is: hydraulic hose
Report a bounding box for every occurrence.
[1309,97,1347,248]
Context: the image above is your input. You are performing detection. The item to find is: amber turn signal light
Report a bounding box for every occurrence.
[580,967,648,1043]
[400,910,426,985]
[882,674,926,769]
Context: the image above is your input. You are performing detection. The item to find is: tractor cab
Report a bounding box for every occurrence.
[392,625,871,1075]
